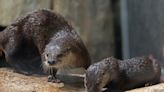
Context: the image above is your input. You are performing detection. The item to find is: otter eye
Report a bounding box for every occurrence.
[46,54,48,57]
[102,72,105,75]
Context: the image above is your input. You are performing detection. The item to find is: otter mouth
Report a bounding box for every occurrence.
[42,61,59,73]
[43,60,63,69]
[43,53,62,68]
[42,51,77,70]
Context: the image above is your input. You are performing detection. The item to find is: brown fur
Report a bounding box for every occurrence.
[0,9,91,76]
[85,56,161,92]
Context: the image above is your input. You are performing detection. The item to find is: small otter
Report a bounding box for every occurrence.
[0,9,91,82]
[85,56,161,92]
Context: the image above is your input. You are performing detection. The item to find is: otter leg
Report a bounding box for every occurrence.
[145,83,153,87]
[47,69,61,83]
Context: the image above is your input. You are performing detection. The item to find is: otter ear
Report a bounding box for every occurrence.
[148,54,155,60]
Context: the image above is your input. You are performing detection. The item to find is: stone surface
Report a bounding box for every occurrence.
[127,83,164,92]
[0,68,84,92]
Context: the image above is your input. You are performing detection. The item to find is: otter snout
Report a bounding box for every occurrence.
[47,61,56,65]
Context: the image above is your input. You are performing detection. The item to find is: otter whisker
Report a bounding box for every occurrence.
[50,68,53,74]
[43,67,47,73]
[40,63,44,71]
[42,63,46,72]
[48,67,51,74]
[40,63,43,68]
[50,67,53,75]
[42,63,50,74]
[43,63,51,74]
[48,68,51,74]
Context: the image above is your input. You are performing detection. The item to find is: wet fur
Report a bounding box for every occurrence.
[85,56,161,92]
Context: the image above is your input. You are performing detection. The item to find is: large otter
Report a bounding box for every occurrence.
[0,9,91,82]
[85,56,161,92]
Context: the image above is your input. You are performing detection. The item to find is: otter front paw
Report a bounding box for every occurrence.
[145,83,153,87]
[48,75,61,83]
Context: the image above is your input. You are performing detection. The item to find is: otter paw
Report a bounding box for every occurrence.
[48,75,61,83]
[145,83,153,87]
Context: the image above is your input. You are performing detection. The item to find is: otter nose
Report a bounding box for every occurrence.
[47,61,55,65]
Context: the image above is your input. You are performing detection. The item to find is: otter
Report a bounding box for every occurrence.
[85,56,161,92]
[0,9,91,82]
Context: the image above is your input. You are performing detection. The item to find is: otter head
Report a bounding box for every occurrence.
[43,45,76,69]
[42,40,78,70]
[85,61,111,92]
[84,57,119,92]
[148,55,161,80]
